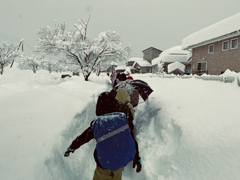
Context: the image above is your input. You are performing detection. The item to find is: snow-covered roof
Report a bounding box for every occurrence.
[182,13,240,50]
[124,66,136,74]
[168,61,185,74]
[152,57,160,65]
[128,57,143,62]
[115,65,126,70]
[133,59,152,67]
[142,47,162,52]
[152,45,191,65]
[125,66,135,70]
[162,54,189,63]
[128,57,151,67]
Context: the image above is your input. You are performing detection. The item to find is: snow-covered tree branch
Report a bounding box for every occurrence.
[18,54,43,73]
[39,54,62,73]
[0,41,23,74]
[35,17,131,81]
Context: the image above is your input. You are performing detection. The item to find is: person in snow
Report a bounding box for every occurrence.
[124,75,139,107]
[110,72,121,88]
[112,73,140,107]
[64,89,141,180]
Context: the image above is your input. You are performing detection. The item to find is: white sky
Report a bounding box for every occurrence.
[1,0,240,57]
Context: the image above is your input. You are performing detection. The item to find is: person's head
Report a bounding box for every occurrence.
[96,91,116,116]
[119,73,127,81]
[115,88,135,118]
[115,88,130,104]
[116,72,121,79]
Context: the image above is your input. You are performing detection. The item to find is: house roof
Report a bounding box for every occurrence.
[128,57,152,67]
[182,13,240,50]
[168,61,185,74]
[152,45,191,65]
[142,47,162,52]
[133,59,152,67]
[162,54,190,63]
[128,57,143,62]
[115,66,126,70]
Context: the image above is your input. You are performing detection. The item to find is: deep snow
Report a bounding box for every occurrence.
[1,66,240,180]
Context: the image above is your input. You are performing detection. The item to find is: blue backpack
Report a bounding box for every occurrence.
[91,112,136,171]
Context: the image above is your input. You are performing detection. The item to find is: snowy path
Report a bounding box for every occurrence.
[1,70,240,180]
[36,75,240,180]
[38,77,185,180]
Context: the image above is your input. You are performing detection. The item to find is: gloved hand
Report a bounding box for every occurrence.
[133,158,142,173]
[64,147,75,157]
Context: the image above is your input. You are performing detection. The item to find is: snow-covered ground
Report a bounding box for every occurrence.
[1,66,240,180]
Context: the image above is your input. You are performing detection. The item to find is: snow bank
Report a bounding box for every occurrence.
[1,69,240,180]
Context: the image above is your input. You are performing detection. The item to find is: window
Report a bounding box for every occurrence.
[197,62,207,72]
[230,38,238,49]
[208,44,214,54]
[222,40,229,51]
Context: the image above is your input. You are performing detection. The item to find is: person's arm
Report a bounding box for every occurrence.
[127,102,134,121]
[64,122,94,157]
[128,119,139,159]
[130,126,142,173]
[127,110,142,173]
[69,126,94,150]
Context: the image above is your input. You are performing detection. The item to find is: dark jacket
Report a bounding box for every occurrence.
[68,91,140,168]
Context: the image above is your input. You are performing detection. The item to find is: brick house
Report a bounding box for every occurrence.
[182,13,240,75]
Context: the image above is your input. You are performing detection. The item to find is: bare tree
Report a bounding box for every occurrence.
[35,16,131,81]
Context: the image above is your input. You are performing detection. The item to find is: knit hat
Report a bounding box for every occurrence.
[126,76,133,80]
[118,73,127,81]
[115,88,134,118]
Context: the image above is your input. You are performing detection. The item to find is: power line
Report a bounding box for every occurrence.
[0,33,21,42]
[0,32,34,50]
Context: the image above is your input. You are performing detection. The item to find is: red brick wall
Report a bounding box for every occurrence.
[192,35,240,75]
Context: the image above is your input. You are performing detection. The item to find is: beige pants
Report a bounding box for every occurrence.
[93,166,124,180]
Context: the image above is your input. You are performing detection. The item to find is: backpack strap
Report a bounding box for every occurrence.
[96,124,129,143]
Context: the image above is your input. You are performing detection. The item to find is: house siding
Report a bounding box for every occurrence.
[192,35,240,75]
[142,47,162,63]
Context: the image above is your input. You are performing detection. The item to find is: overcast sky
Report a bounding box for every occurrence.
[1,0,240,57]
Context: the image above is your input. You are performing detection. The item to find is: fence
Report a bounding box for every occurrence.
[153,73,240,87]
